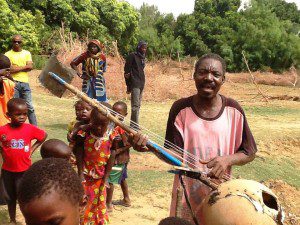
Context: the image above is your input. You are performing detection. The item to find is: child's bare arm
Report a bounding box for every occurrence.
[69,123,82,141]
[74,143,84,179]
[115,145,130,155]
[103,149,116,187]
[70,123,91,141]
[115,133,131,155]
[31,133,48,155]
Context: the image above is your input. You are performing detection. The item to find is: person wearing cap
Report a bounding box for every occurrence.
[70,40,108,102]
[5,35,37,125]
[124,41,147,129]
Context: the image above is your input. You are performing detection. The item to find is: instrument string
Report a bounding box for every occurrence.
[98,103,232,181]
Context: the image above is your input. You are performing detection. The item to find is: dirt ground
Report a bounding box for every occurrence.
[4,155,299,225]
[1,57,299,225]
[30,56,300,102]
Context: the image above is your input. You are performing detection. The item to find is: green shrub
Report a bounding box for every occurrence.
[32,55,48,70]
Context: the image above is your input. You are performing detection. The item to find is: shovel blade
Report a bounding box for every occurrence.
[39,55,76,98]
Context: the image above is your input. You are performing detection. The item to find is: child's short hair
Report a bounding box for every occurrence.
[158,217,194,225]
[7,98,27,112]
[18,158,83,206]
[40,139,71,159]
[74,100,83,108]
[0,54,11,69]
[113,101,128,113]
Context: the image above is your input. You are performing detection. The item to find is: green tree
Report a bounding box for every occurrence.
[226,1,300,71]
[138,3,161,28]
[92,0,139,53]
[175,14,209,56]
[193,0,241,52]
[0,0,45,53]
[257,0,300,24]
[3,0,140,54]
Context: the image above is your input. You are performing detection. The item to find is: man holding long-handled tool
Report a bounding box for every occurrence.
[131,53,257,224]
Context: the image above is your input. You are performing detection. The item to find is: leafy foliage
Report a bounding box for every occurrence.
[1,0,139,54]
[137,4,184,59]
[175,0,300,71]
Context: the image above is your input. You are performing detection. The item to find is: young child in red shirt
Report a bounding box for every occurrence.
[0,98,47,224]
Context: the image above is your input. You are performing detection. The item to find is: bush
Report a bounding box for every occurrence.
[32,55,48,70]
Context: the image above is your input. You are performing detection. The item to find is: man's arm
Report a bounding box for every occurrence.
[10,61,33,73]
[124,54,133,74]
[207,152,255,178]
[124,54,134,79]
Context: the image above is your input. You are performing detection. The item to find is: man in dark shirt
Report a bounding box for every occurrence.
[124,41,147,129]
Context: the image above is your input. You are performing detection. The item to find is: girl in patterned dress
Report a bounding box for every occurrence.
[78,105,116,225]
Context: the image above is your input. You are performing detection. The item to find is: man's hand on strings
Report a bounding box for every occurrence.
[207,156,231,179]
[128,132,149,152]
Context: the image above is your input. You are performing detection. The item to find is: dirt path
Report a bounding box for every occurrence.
[1,153,298,225]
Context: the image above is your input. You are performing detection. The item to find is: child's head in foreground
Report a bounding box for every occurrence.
[40,139,72,159]
[113,101,128,121]
[74,100,92,122]
[7,98,28,126]
[18,158,85,225]
[158,217,194,225]
[0,54,11,78]
[90,103,111,137]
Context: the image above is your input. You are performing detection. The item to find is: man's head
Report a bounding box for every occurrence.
[18,158,85,225]
[87,40,102,55]
[113,101,128,120]
[12,34,23,52]
[158,217,193,225]
[193,53,226,99]
[90,103,111,137]
[7,98,28,126]
[40,139,72,160]
[137,41,147,55]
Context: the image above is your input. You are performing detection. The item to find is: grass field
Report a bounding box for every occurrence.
[0,78,299,224]
[29,89,300,186]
